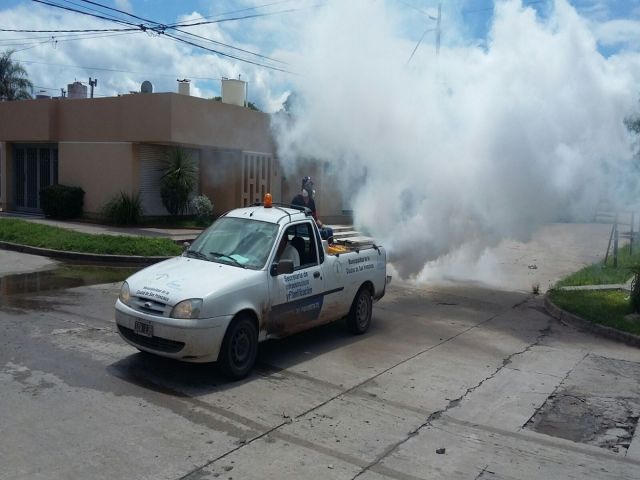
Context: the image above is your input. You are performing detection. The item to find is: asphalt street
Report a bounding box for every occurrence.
[1,223,639,480]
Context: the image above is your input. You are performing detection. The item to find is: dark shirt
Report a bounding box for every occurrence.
[291,194,317,220]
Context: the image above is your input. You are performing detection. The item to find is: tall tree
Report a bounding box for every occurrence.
[0,50,33,100]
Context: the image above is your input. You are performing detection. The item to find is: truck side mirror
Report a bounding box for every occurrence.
[183,241,191,251]
[271,260,294,276]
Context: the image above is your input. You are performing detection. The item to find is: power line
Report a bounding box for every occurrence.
[33,0,294,73]
[396,0,438,20]
[0,27,136,33]
[169,28,288,65]
[0,31,140,48]
[76,0,160,28]
[32,84,110,97]
[406,27,437,64]
[164,0,300,27]
[171,5,324,29]
[17,58,224,81]
[162,32,294,74]
[73,0,290,64]
[58,0,142,25]
[0,31,122,41]
[32,0,141,28]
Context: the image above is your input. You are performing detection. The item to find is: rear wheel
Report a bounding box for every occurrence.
[346,287,372,334]
[219,315,258,380]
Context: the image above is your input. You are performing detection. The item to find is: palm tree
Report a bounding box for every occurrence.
[0,50,33,100]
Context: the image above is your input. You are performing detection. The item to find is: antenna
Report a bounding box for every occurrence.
[89,77,98,98]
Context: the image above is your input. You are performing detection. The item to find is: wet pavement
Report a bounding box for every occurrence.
[526,354,640,453]
[0,264,136,313]
[0,249,58,276]
[1,223,640,480]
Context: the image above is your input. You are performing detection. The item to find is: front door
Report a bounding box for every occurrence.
[267,221,326,337]
[13,145,58,212]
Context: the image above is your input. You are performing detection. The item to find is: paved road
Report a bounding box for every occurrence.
[1,223,639,480]
[0,249,58,276]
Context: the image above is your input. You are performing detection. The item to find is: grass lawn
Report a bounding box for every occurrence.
[549,289,640,336]
[555,243,640,287]
[0,218,182,256]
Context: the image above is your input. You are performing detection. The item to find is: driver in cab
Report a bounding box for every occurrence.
[276,233,300,268]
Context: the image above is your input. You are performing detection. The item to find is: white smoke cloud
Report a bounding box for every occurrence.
[594,19,640,49]
[273,0,640,279]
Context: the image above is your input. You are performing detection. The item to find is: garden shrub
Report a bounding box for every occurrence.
[102,192,143,225]
[160,147,197,216]
[630,265,640,313]
[190,195,213,226]
[40,184,84,219]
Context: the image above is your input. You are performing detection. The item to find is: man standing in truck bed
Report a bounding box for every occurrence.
[291,176,334,243]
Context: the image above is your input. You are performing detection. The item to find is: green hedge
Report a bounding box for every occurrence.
[40,184,85,219]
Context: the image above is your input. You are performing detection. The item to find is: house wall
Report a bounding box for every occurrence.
[0,100,55,141]
[0,94,346,220]
[170,95,275,153]
[0,94,274,149]
[59,142,136,215]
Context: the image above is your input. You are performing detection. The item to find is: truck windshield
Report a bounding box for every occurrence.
[186,217,279,270]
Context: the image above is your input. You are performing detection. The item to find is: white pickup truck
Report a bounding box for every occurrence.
[114,198,389,379]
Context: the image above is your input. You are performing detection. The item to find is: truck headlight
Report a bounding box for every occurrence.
[119,282,131,305]
[171,299,203,319]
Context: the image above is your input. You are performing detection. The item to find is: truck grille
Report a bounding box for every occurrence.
[129,296,169,316]
[117,325,185,353]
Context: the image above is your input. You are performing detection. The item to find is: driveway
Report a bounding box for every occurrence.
[0,223,638,480]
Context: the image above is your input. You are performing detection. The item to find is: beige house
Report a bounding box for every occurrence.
[0,92,348,223]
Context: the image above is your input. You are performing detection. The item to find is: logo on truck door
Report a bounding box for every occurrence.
[283,271,312,301]
[346,255,375,274]
[270,293,324,328]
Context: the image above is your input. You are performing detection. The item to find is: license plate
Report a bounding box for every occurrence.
[134,320,153,338]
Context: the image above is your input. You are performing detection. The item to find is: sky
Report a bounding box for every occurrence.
[2,1,640,284]
[0,1,638,111]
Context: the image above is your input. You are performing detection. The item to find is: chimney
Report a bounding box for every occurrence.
[177,79,190,96]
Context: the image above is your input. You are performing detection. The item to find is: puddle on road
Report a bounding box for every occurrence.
[525,355,640,454]
[0,265,138,312]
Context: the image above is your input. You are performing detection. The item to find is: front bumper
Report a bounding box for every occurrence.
[114,299,233,363]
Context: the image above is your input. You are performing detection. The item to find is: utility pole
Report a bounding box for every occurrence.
[89,77,97,98]
[406,2,442,65]
[435,2,441,56]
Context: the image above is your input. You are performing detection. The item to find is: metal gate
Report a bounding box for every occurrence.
[241,152,276,207]
[13,145,58,212]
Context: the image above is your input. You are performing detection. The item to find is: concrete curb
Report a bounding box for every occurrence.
[544,294,640,348]
[0,241,172,266]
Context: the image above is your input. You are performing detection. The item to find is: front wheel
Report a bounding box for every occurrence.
[219,315,258,380]
[346,287,372,334]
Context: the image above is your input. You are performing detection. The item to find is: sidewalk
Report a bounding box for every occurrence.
[558,279,633,292]
[0,213,363,244]
[0,213,362,265]
[0,212,202,243]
